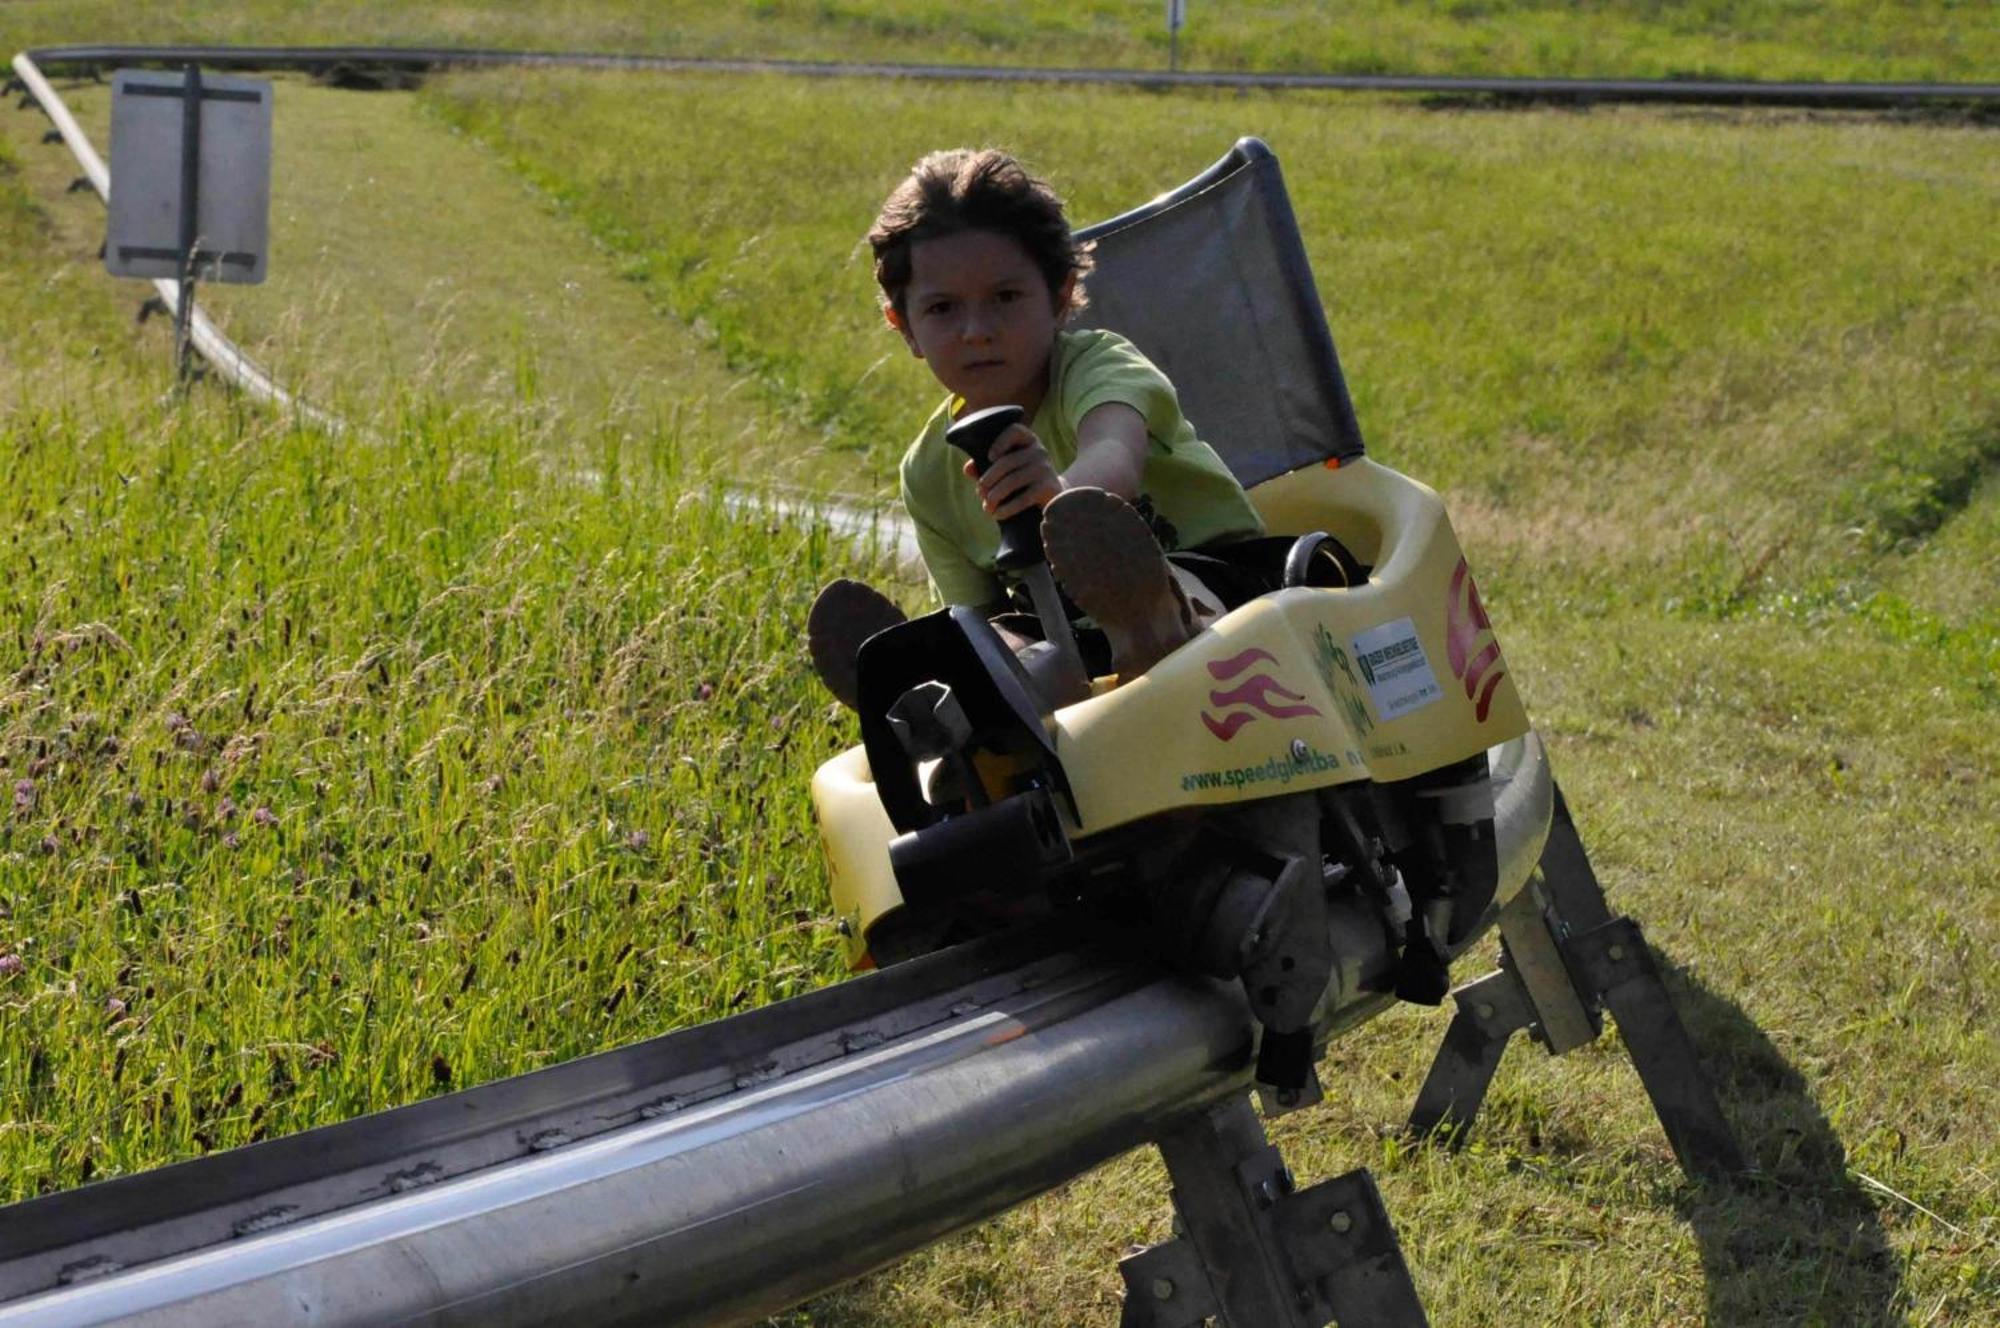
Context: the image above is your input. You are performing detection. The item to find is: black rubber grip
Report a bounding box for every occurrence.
[944,403,1042,570]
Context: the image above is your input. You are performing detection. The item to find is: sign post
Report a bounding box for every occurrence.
[1166,0,1187,72]
[105,66,272,384]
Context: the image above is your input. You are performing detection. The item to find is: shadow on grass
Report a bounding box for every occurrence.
[1654,956,1904,1327]
[763,953,1908,1328]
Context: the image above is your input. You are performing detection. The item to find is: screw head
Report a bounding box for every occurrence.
[1151,1277,1176,1301]
[1328,1209,1353,1234]
[1474,1001,1496,1020]
[1607,943,1628,961]
[1290,738,1310,762]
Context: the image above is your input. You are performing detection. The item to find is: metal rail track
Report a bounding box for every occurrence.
[0,729,1550,1327]
[20,44,2000,110]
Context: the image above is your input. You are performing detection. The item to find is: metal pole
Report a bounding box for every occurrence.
[173,63,201,386]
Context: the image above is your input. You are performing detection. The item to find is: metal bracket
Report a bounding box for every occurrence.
[1406,785,1747,1180]
[137,296,168,325]
[1120,1096,1428,1327]
[67,175,92,194]
[2,77,24,98]
[42,128,61,145]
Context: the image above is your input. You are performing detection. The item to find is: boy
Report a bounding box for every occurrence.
[810,147,1266,707]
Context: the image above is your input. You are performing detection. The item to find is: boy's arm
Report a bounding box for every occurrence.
[976,402,1149,521]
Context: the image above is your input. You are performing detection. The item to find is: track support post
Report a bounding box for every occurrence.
[1408,786,1747,1180]
[1120,1095,1429,1327]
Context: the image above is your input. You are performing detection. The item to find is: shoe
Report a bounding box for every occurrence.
[807,578,907,710]
[1041,487,1194,680]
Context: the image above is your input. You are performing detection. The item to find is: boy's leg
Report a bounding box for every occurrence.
[807,578,907,710]
[1041,487,1196,680]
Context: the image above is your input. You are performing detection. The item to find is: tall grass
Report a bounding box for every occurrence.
[0,389,868,1193]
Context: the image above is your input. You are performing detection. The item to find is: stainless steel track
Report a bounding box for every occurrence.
[20,44,2000,110]
[0,733,1550,1327]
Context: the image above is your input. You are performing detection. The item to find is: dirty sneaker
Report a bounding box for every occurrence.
[1041,487,1195,680]
[807,578,908,710]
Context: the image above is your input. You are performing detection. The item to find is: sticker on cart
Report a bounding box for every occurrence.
[1350,617,1442,719]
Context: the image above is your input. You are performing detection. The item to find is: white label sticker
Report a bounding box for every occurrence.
[1350,617,1442,719]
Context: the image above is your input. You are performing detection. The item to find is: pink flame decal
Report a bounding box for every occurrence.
[1199,653,1322,742]
[1202,710,1259,741]
[1208,647,1277,680]
[1445,557,1506,723]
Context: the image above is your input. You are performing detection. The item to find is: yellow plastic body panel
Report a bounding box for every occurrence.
[812,745,900,963]
[812,457,1530,966]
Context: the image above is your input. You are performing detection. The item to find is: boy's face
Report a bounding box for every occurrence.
[889,229,1073,414]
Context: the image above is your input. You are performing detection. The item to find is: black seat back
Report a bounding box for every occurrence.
[1072,137,1366,488]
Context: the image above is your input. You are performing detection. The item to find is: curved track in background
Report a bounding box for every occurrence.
[10,48,924,563]
[14,44,1990,557]
[22,44,2000,109]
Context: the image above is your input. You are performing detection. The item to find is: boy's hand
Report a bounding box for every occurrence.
[967,423,1064,521]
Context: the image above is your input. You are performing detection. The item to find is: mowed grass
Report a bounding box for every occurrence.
[0,49,1995,1328]
[4,0,1996,84]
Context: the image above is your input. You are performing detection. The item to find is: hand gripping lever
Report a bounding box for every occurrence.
[945,405,1090,702]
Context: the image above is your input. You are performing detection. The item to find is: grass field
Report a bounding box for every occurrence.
[1,11,1996,1328]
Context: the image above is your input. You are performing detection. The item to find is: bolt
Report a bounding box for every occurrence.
[1607,943,1628,961]
[1291,738,1310,762]
[1474,1001,1496,1020]
[1152,1277,1176,1301]
[1257,1177,1279,1208]
[1328,1209,1353,1234]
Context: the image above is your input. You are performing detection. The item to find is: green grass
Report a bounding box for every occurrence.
[0,386,870,1190]
[0,28,1995,1328]
[5,0,1997,84]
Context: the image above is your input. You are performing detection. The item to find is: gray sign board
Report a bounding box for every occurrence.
[105,69,272,285]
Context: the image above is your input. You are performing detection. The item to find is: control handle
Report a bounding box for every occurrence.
[944,404,1042,571]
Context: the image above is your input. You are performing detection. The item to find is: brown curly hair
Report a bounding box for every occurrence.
[868,148,1093,321]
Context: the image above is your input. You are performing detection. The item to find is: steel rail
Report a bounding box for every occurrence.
[20,44,2000,110]
[0,733,1549,1327]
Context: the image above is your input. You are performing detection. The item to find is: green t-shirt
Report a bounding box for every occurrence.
[899,328,1265,606]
